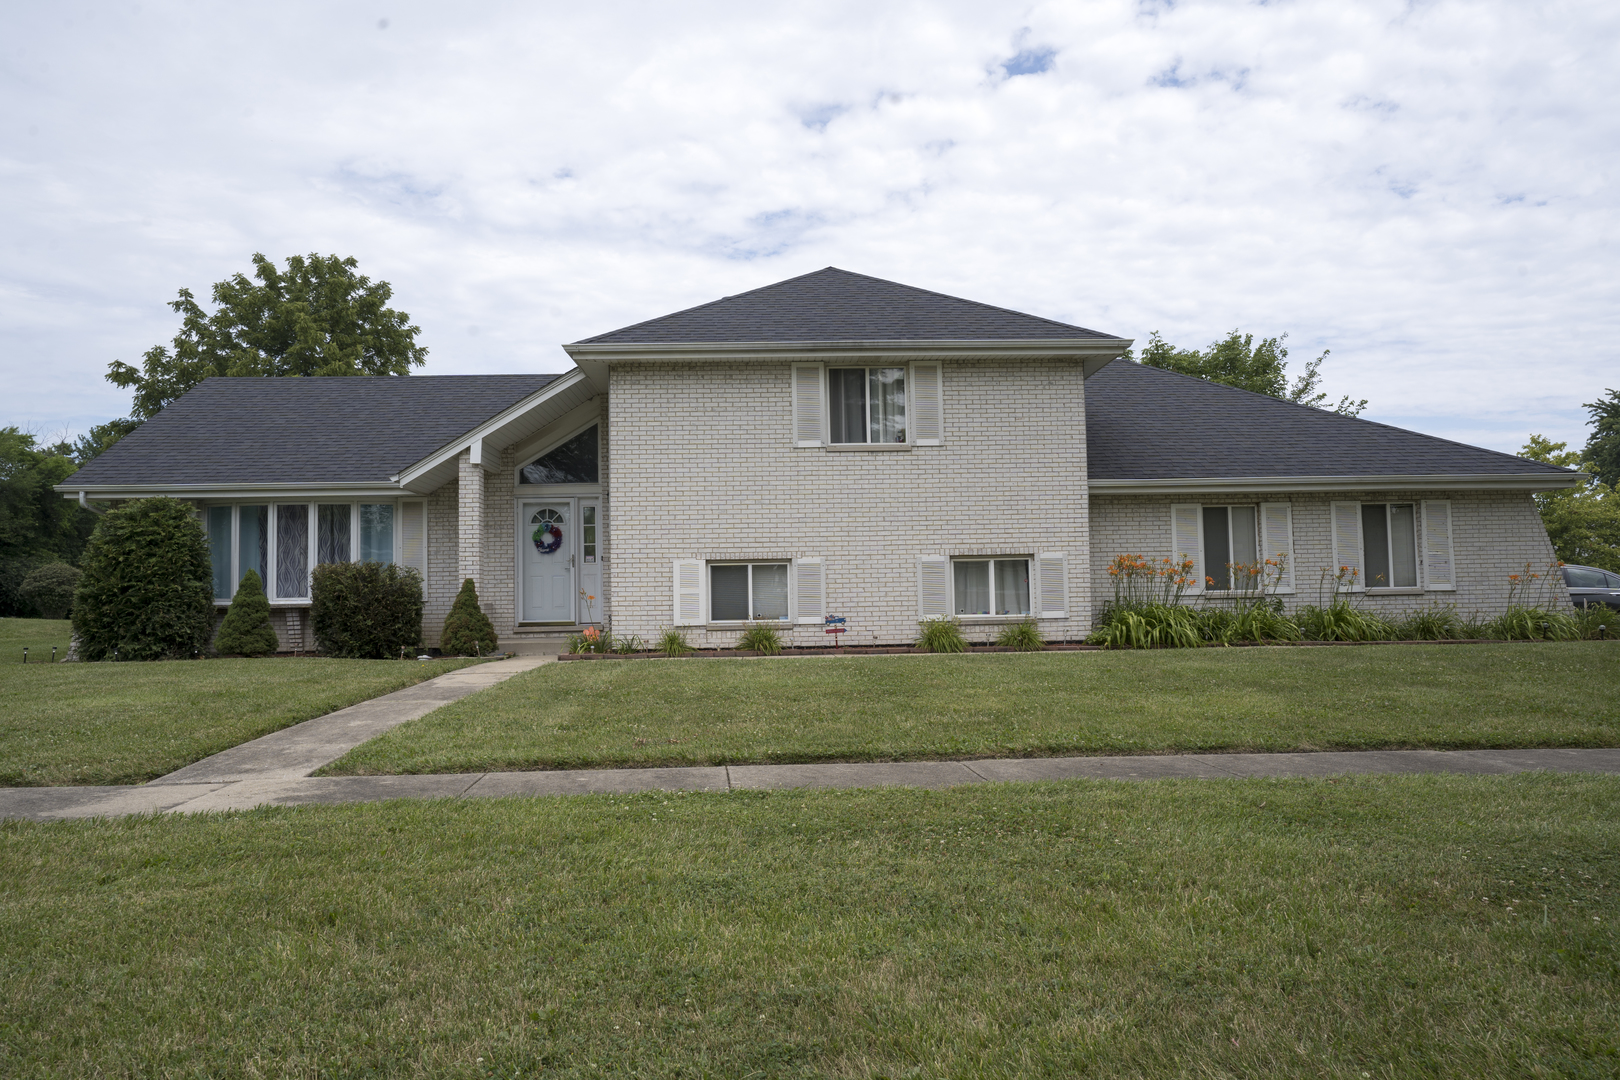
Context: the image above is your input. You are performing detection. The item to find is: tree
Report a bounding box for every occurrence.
[0,428,97,564]
[20,563,81,621]
[71,418,143,465]
[1135,329,1368,416]
[439,579,498,656]
[73,497,215,661]
[1520,435,1620,574]
[214,569,280,657]
[1582,389,1620,490]
[106,253,428,420]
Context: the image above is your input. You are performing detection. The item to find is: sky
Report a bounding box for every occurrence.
[4,0,1617,457]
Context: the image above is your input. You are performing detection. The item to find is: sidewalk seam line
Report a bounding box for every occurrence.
[960,762,992,782]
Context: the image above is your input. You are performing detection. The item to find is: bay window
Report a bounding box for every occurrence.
[204,501,401,602]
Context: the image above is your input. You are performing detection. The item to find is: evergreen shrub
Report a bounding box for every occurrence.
[72,497,214,661]
[214,569,280,656]
[440,578,498,656]
[0,557,48,617]
[19,563,81,620]
[311,561,425,659]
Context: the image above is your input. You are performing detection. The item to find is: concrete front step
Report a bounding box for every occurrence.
[500,633,576,656]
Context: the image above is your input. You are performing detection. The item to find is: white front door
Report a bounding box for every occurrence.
[520,500,575,623]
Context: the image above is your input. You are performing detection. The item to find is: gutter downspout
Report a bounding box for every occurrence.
[79,491,105,515]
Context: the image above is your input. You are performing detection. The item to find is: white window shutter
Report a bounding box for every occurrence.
[1331,502,1364,591]
[911,361,943,445]
[917,556,950,618]
[1422,500,1455,591]
[791,364,824,447]
[673,559,705,625]
[794,557,826,624]
[1035,553,1067,619]
[399,500,426,577]
[1259,502,1296,593]
[1170,503,1204,595]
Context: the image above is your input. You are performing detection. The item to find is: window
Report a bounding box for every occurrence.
[204,502,401,602]
[1362,503,1418,589]
[709,563,789,621]
[953,558,1030,617]
[1202,506,1259,590]
[581,505,597,563]
[828,367,906,444]
[520,425,599,484]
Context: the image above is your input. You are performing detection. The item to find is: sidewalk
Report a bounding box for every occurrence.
[5,747,1618,822]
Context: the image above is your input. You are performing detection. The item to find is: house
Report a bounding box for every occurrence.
[60,267,1580,651]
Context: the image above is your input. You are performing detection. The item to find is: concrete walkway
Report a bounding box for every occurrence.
[4,746,1617,823]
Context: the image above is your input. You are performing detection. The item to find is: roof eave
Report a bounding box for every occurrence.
[1089,473,1587,495]
[55,482,410,500]
[564,337,1133,386]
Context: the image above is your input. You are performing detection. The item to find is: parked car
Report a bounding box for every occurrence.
[1561,564,1620,610]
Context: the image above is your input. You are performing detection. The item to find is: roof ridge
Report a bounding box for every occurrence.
[811,267,1109,337]
[1118,361,1574,474]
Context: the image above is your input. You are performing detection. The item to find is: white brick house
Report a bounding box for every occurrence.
[62,268,1581,651]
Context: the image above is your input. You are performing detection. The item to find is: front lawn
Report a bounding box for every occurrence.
[0,617,73,665]
[322,643,1620,777]
[0,656,475,786]
[1,774,1615,1076]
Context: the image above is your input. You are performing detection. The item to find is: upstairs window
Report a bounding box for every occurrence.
[521,425,599,485]
[828,367,906,444]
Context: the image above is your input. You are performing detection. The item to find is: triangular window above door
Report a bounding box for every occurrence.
[520,425,599,485]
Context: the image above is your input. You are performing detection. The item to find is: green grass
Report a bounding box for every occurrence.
[1,775,1615,1076]
[323,644,1620,777]
[0,617,73,665]
[0,655,476,786]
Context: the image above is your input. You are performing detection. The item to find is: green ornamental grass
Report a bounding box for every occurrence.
[735,623,783,655]
[915,615,969,653]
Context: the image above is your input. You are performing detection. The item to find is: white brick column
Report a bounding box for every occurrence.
[458,450,484,591]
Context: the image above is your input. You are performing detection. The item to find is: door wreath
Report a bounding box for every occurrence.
[531,507,565,554]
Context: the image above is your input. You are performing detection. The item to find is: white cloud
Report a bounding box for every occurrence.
[1,0,1617,455]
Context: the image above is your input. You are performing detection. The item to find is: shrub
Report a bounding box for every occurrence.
[439,578,498,656]
[1089,603,1202,649]
[1295,602,1396,643]
[308,561,424,659]
[19,563,81,620]
[995,618,1045,651]
[1389,603,1462,641]
[0,557,48,618]
[72,497,214,661]
[657,627,692,656]
[1487,606,1579,642]
[214,569,279,656]
[915,615,969,653]
[736,623,783,655]
[1573,604,1618,639]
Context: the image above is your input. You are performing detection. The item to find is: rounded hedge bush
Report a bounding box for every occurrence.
[311,561,424,659]
[20,562,82,621]
[72,497,214,661]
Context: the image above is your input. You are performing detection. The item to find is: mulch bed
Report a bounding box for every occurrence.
[557,638,1549,661]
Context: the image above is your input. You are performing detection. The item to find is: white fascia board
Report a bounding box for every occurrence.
[1089,473,1587,495]
[564,339,1132,393]
[394,368,591,488]
[56,483,409,500]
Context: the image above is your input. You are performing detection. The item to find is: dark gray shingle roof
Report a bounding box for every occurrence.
[70,375,557,486]
[1085,360,1572,480]
[577,267,1118,344]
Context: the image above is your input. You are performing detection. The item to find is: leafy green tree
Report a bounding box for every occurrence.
[73,497,215,661]
[71,418,143,464]
[106,253,428,420]
[0,428,97,564]
[439,578,498,656]
[19,563,81,620]
[1520,435,1620,574]
[1134,330,1368,416]
[214,569,280,657]
[1581,389,1620,490]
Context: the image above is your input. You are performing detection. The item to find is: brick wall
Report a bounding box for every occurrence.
[606,358,1091,646]
[1089,490,1568,621]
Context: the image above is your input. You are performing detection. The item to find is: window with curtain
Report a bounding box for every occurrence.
[359,504,394,563]
[1202,506,1260,590]
[317,504,351,565]
[828,367,906,444]
[953,558,1030,616]
[203,502,395,603]
[207,507,233,599]
[1362,503,1418,588]
[276,504,310,599]
[709,563,790,621]
[239,506,268,590]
